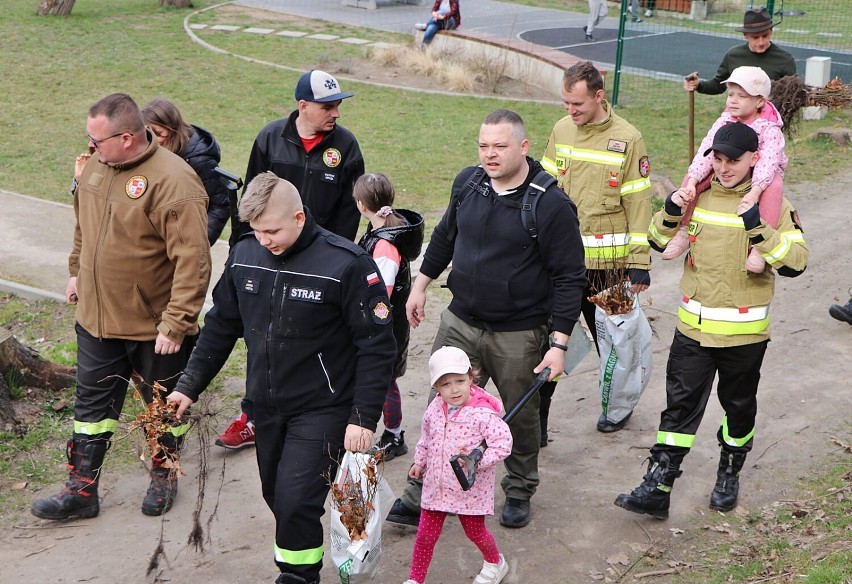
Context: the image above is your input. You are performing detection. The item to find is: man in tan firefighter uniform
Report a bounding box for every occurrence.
[614,122,808,519]
[541,60,652,433]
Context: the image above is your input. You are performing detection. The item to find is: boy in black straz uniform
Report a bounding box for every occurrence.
[169,172,396,584]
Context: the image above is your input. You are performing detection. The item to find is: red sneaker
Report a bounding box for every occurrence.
[215,413,256,449]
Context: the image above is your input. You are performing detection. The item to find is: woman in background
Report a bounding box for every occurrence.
[143,98,231,246]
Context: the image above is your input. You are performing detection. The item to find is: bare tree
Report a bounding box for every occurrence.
[37,0,76,16]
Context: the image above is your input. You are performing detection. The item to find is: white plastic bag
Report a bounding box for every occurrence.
[595,295,653,424]
[329,451,394,584]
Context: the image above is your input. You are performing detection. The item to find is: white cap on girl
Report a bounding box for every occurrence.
[722,66,771,99]
[429,346,471,386]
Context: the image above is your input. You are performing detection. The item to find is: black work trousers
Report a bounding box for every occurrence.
[651,329,768,464]
[74,322,194,443]
[254,404,349,582]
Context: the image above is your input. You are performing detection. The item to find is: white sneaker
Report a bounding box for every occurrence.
[414,23,427,31]
[473,554,508,584]
[403,580,420,584]
[644,9,653,17]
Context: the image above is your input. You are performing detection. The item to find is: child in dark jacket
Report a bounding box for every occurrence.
[354,173,425,462]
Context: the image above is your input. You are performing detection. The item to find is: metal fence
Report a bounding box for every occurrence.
[611,0,852,105]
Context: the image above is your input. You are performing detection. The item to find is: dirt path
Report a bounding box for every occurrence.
[2,167,851,583]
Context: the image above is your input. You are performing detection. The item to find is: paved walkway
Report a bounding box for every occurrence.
[235,0,596,39]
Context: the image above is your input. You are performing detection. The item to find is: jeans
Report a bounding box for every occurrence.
[422,15,456,45]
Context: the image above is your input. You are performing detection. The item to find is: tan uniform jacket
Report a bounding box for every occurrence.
[542,100,652,271]
[69,133,211,344]
[649,178,808,348]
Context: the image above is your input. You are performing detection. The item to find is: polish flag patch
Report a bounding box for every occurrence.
[366,272,381,286]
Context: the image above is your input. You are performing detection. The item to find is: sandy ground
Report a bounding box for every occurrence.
[1,165,850,584]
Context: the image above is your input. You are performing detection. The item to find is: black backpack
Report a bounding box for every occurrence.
[448,166,556,240]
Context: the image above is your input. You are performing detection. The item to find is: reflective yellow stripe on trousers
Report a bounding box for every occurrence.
[274,541,324,566]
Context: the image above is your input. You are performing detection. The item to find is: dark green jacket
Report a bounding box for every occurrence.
[698,43,797,95]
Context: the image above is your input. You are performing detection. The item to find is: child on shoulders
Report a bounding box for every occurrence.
[664,66,787,273]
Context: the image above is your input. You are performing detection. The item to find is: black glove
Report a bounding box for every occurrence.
[740,203,761,231]
[627,269,651,288]
[664,192,684,216]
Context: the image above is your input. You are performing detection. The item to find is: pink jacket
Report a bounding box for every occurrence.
[414,385,512,516]
[688,100,787,191]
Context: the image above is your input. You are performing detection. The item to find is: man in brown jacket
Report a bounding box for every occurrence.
[31,93,211,521]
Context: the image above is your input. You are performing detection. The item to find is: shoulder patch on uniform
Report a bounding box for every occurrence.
[366,271,381,287]
[791,209,803,232]
[639,156,651,178]
[369,297,391,325]
[607,139,627,153]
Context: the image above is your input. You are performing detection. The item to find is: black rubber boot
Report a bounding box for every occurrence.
[142,429,182,516]
[614,452,682,519]
[709,449,747,512]
[829,296,852,324]
[142,457,178,516]
[31,437,108,520]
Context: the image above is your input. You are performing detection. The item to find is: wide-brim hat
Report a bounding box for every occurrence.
[736,7,776,33]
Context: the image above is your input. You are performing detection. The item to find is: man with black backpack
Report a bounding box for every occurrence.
[387,109,586,529]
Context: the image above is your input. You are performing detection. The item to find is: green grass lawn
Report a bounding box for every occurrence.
[2,0,849,219]
[0,2,850,576]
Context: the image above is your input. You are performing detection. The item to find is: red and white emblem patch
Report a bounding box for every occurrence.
[323,148,341,168]
[373,301,390,321]
[639,156,651,178]
[366,272,381,286]
[125,175,147,199]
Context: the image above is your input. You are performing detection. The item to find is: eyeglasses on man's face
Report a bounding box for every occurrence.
[87,132,129,150]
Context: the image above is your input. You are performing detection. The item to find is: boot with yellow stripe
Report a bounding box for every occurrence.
[614,451,682,519]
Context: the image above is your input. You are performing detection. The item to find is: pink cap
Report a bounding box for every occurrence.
[429,346,471,386]
[723,66,771,98]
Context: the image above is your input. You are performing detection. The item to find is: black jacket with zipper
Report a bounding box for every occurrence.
[419,157,586,335]
[174,211,396,431]
[358,209,425,378]
[240,110,365,241]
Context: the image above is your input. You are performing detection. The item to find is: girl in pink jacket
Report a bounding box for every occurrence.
[663,66,786,274]
[403,346,513,584]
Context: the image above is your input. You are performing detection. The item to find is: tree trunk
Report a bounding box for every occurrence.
[0,371,16,430]
[0,332,76,429]
[37,0,76,16]
[158,0,193,7]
